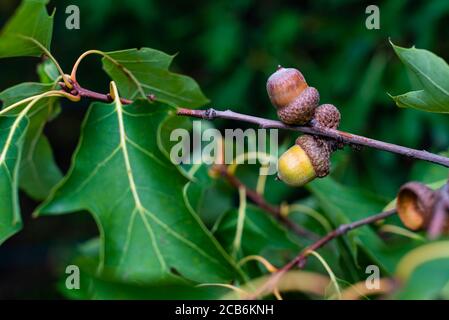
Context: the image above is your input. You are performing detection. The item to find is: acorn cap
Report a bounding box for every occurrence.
[266,67,308,109]
[277,87,320,125]
[278,144,316,187]
[396,182,436,230]
[313,104,341,129]
[295,135,330,177]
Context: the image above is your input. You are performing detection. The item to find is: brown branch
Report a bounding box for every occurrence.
[252,209,397,298]
[214,165,318,240]
[177,108,449,168]
[288,208,397,269]
[60,81,155,105]
[64,81,449,168]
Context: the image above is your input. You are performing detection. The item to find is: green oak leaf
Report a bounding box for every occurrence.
[183,163,304,273]
[390,41,449,113]
[59,239,224,299]
[36,98,240,283]
[307,178,393,274]
[0,109,28,243]
[61,267,223,299]
[0,88,58,243]
[213,204,301,256]
[0,82,53,106]
[20,133,62,200]
[157,112,194,177]
[212,204,304,278]
[37,58,61,84]
[396,258,449,299]
[182,162,235,225]
[101,48,209,108]
[0,82,62,200]
[0,0,54,58]
[394,241,449,299]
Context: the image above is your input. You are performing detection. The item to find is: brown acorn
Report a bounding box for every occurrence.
[277,87,320,125]
[266,67,308,109]
[267,67,320,125]
[295,135,330,178]
[313,104,341,129]
[278,135,330,187]
[396,182,436,230]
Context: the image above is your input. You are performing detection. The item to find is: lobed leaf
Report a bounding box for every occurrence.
[59,239,223,299]
[0,0,54,58]
[36,98,240,283]
[101,48,209,108]
[0,111,28,244]
[0,83,61,242]
[390,41,449,113]
[0,82,62,200]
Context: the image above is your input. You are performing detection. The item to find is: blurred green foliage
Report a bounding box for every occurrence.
[1,0,449,298]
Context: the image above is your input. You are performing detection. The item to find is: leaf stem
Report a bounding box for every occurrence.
[288,204,333,232]
[17,35,72,89]
[68,50,155,104]
[308,250,341,299]
[0,90,78,116]
[70,81,133,104]
[0,90,74,163]
[70,49,105,82]
[0,94,45,116]
[232,186,247,258]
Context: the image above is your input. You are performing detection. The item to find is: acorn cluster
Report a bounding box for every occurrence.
[266,67,341,187]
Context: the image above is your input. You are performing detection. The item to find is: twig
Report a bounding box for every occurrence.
[252,209,397,298]
[177,108,449,168]
[214,165,318,240]
[290,209,397,269]
[60,81,155,105]
[63,81,449,168]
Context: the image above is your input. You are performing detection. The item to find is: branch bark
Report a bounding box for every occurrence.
[177,108,449,168]
[288,208,396,269]
[66,80,449,168]
[60,81,155,105]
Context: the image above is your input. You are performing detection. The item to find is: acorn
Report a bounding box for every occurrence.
[267,67,320,125]
[267,67,308,108]
[313,104,341,129]
[278,135,330,186]
[396,182,436,230]
[277,87,320,125]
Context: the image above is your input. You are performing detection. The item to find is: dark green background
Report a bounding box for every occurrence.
[0,0,449,298]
